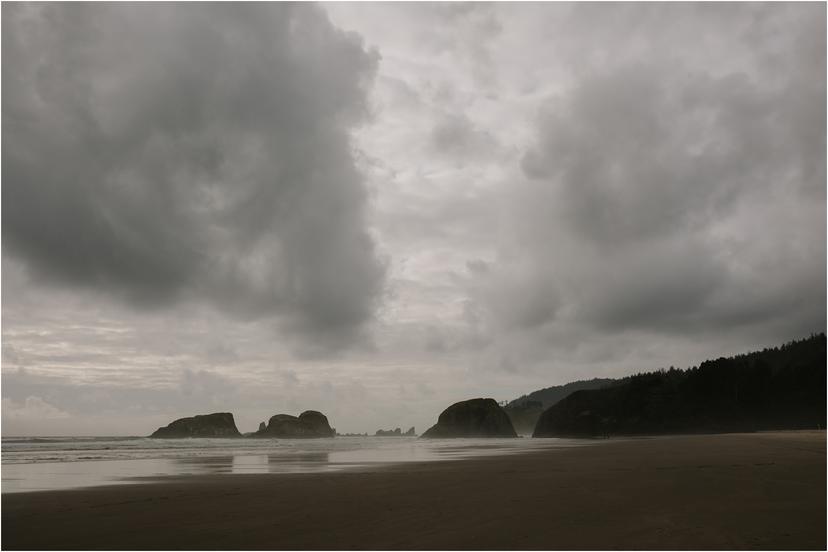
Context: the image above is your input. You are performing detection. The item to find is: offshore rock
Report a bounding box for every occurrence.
[421,398,517,438]
[375,426,417,436]
[253,410,335,438]
[150,412,241,438]
[375,427,402,436]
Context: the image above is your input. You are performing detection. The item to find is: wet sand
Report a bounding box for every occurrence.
[3,431,825,550]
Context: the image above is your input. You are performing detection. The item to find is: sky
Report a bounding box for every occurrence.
[2,2,825,436]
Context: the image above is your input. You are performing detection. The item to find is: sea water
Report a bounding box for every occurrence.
[1,435,590,493]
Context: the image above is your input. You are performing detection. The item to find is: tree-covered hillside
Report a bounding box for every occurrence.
[504,378,616,433]
[533,334,826,437]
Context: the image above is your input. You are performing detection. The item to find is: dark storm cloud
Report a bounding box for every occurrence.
[2,3,385,345]
[481,3,826,341]
[429,113,500,162]
[521,59,824,247]
[3,3,826,435]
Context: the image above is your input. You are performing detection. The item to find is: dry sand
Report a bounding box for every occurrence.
[2,431,825,550]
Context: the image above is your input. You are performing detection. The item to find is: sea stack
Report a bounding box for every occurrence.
[150,412,241,438]
[375,427,402,436]
[376,426,417,436]
[252,410,335,438]
[421,398,517,438]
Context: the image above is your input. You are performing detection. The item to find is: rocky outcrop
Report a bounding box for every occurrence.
[252,410,335,438]
[376,427,401,436]
[258,422,267,432]
[376,426,416,436]
[150,412,241,438]
[421,398,517,438]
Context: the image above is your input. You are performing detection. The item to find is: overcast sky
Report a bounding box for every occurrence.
[2,3,825,436]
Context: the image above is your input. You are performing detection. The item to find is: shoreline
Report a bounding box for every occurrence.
[3,431,825,550]
[1,435,589,494]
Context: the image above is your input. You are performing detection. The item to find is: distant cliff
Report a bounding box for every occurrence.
[151,412,241,438]
[252,410,335,438]
[534,334,827,437]
[422,398,517,438]
[504,379,616,434]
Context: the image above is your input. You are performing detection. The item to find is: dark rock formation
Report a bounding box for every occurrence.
[421,398,517,438]
[252,410,335,438]
[375,426,416,436]
[258,422,266,432]
[375,427,402,436]
[150,412,241,438]
[374,426,417,437]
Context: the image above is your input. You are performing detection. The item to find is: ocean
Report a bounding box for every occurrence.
[1,435,590,493]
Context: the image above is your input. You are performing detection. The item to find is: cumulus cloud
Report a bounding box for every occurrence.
[472,3,825,356]
[2,3,385,346]
[521,61,824,247]
[2,3,825,436]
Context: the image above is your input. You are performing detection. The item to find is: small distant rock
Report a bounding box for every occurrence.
[421,398,517,438]
[251,410,335,438]
[375,426,416,436]
[375,427,402,436]
[150,413,241,438]
[258,421,266,432]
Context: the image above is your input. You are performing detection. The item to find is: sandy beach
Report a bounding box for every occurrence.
[2,431,825,550]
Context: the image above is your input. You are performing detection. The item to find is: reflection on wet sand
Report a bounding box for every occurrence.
[2,437,591,493]
[170,452,333,475]
[271,452,329,465]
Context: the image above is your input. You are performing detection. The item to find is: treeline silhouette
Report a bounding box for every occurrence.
[533,334,826,437]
